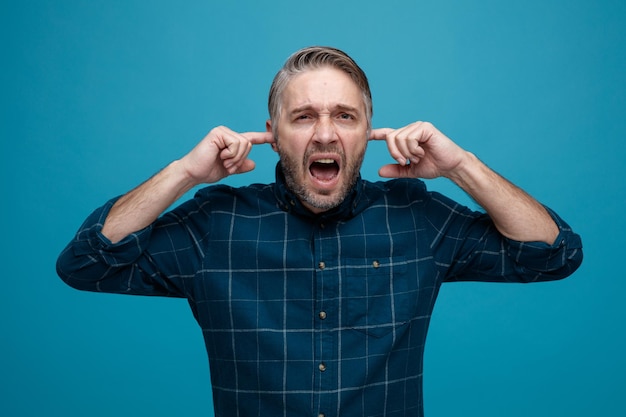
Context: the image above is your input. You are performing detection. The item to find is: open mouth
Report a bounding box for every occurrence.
[309,158,340,182]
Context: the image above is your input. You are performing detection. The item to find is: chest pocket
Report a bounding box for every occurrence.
[343,256,415,338]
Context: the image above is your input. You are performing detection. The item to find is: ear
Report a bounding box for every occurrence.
[266,119,278,152]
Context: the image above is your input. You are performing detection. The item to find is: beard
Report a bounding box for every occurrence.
[277,142,366,212]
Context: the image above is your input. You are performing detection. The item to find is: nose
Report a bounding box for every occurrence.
[313,116,337,144]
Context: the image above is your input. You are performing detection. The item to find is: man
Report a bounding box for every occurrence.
[57,46,583,417]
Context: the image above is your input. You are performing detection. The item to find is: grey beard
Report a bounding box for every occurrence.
[278,143,365,212]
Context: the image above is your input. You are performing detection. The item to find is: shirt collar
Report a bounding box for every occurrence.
[272,162,366,222]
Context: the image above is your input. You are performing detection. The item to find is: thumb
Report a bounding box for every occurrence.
[234,159,256,175]
[378,163,411,178]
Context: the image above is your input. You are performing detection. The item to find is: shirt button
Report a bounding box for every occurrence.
[372,260,380,268]
[318,363,326,372]
[318,261,326,270]
[318,311,327,320]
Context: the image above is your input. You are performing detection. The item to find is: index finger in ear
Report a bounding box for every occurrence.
[369,128,395,141]
[243,131,276,145]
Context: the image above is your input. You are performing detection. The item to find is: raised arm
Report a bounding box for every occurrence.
[102,126,274,243]
[370,121,559,244]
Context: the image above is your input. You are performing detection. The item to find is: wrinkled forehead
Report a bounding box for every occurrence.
[280,67,367,114]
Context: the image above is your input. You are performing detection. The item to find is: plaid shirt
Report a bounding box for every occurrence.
[57,165,583,417]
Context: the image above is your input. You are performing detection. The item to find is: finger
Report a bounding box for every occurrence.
[369,128,395,141]
[367,127,406,165]
[236,140,252,163]
[398,136,427,165]
[243,131,275,145]
[393,133,413,164]
[384,131,410,166]
[221,134,250,170]
[220,133,243,158]
[229,132,270,172]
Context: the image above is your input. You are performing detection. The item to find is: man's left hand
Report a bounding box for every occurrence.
[370,121,469,180]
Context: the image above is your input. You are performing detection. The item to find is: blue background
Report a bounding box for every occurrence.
[2,0,624,416]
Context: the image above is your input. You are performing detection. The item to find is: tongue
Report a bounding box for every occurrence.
[310,162,339,181]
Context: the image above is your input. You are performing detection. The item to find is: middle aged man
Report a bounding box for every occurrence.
[57,46,583,417]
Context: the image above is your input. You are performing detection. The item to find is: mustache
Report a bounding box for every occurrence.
[303,144,345,164]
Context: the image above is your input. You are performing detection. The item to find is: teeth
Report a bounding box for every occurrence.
[315,159,335,164]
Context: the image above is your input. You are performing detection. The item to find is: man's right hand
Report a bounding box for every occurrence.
[180,126,275,186]
[102,126,274,243]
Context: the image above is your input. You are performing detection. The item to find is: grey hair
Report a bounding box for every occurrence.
[268,46,373,136]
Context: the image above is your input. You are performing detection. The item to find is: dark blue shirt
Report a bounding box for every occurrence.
[57,166,583,417]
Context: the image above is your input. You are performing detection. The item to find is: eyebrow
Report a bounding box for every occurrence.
[289,103,361,115]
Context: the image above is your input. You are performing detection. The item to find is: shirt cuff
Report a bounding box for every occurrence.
[505,206,583,273]
[71,197,153,267]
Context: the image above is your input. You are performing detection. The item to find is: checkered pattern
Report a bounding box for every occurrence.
[57,166,583,417]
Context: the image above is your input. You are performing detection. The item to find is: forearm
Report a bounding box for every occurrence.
[446,152,559,244]
[102,160,197,243]
[56,196,192,297]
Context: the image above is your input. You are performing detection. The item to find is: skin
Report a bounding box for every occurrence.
[102,66,559,245]
[369,122,559,243]
[266,67,369,213]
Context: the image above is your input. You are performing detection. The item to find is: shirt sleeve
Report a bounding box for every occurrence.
[499,206,584,281]
[56,194,207,298]
[425,192,584,284]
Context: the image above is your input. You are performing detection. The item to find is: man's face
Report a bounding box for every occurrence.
[269,67,369,214]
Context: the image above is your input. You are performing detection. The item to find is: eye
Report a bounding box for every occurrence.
[338,112,355,121]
